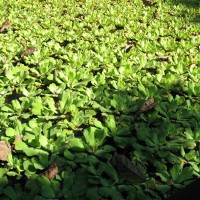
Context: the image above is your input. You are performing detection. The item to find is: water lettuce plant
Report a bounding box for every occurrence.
[0,0,200,199]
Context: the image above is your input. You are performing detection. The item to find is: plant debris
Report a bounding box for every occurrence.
[141,0,157,6]
[136,98,156,115]
[156,56,171,62]
[114,152,146,183]
[42,161,59,180]
[0,141,12,161]
[21,47,37,58]
[14,135,22,142]
[0,19,10,33]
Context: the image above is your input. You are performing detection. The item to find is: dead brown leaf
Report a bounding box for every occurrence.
[153,11,159,19]
[114,152,146,183]
[12,135,22,151]
[167,12,175,16]
[0,20,10,33]
[21,47,37,58]
[156,56,171,62]
[0,141,12,161]
[191,32,200,37]
[21,40,27,46]
[14,135,22,142]
[167,180,174,186]
[141,0,157,6]
[136,98,156,115]
[124,45,133,53]
[42,161,59,180]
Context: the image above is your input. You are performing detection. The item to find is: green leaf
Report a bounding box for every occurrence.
[39,135,48,147]
[25,176,41,195]
[28,119,39,129]
[176,167,194,183]
[37,176,51,187]
[46,97,57,113]
[83,127,96,149]
[86,188,99,200]
[31,158,45,170]
[155,105,167,117]
[89,118,104,129]
[12,99,21,112]
[115,127,131,136]
[32,97,43,115]
[83,127,107,151]
[0,176,8,190]
[59,91,72,114]
[105,115,116,133]
[63,173,75,198]
[180,146,185,157]
[155,185,171,194]
[183,139,196,149]
[6,128,15,137]
[24,147,41,157]
[34,196,50,200]
[69,138,84,151]
[41,185,55,199]
[72,169,88,196]
[154,161,167,172]
[138,83,148,96]
[1,105,14,112]
[23,160,33,171]
[0,1,199,199]
[99,186,123,200]
[39,154,49,167]
[156,171,171,182]
[14,141,28,150]
[3,186,17,200]
[170,163,183,181]
[48,83,59,94]
[64,150,75,160]
[99,162,119,183]
[185,150,197,161]
[114,136,136,148]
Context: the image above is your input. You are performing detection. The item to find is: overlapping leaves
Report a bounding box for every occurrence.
[0,0,199,199]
